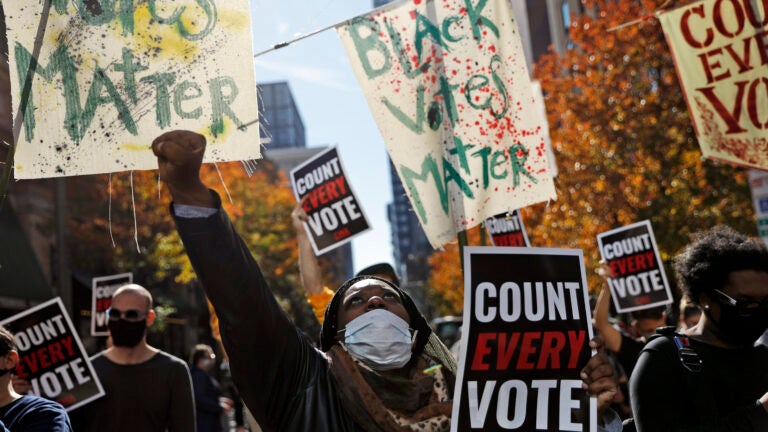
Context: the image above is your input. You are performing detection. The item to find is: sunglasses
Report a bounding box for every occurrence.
[711,289,768,317]
[106,307,148,322]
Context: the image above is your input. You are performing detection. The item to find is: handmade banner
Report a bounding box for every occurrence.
[597,220,673,313]
[6,0,260,179]
[0,297,105,411]
[290,146,371,255]
[91,272,132,337]
[485,210,530,247]
[659,1,768,170]
[452,247,596,432]
[749,169,768,247]
[337,0,557,249]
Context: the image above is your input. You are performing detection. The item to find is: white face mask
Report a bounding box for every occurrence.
[343,309,413,371]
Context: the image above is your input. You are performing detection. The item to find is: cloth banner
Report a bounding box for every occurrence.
[6,0,260,179]
[337,0,557,248]
[452,246,596,431]
[1,297,105,411]
[659,1,768,169]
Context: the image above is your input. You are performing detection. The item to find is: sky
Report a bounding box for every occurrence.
[249,0,397,272]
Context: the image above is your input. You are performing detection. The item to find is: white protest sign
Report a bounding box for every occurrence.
[337,0,557,249]
[6,0,260,179]
[659,1,768,169]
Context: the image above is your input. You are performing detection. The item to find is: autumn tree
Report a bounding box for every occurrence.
[65,157,321,335]
[528,0,754,292]
[424,0,756,314]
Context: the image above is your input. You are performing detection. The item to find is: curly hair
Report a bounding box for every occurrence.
[674,225,768,303]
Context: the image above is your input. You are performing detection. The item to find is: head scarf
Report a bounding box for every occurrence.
[320,276,457,376]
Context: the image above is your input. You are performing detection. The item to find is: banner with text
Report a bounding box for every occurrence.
[452,247,596,432]
[485,210,530,247]
[597,220,673,313]
[91,272,132,336]
[6,0,260,179]
[659,1,768,170]
[1,297,105,411]
[290,146,371,255]
[337,0,557,249]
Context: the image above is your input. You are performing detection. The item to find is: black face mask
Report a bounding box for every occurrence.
[0,367,12,377]
[108,319,147,347]
[710,307,768,347]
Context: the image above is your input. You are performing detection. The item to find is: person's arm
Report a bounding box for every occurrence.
[580,337,620,429]
[593,263,622,353]
[154,131,322,429]
[168,361,196,432]
[291,203,324,297]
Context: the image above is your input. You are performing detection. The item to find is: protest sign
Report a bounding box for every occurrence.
[290,146,370,255]
[6,0,260,179]
[485,210,530,247]
[337,0,557,249]
[749,169,768,247]
[597,220,672,313]
[659,1,768,170]
[452,247,596,432]
[91,272,133,336]
[1,297,105,411]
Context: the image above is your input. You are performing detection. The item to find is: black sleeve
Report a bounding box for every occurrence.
[168,360,196,432]
[172,192,322,430]
[191,369,222,415]
[630,338,768,432]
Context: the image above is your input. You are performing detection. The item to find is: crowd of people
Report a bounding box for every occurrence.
[1,130,767,432]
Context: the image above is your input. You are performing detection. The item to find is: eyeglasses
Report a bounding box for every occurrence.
[711,289,768,317]
[106,307,148,322]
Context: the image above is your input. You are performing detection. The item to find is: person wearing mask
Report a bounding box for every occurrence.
[630,226,768,431]
[0,326,72,432]
[190,344,230,432]
[73,284,195,431]
[152,129,623,431]
[292,203,400,325]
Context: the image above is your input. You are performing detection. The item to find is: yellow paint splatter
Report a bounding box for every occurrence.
[128,5,199,62]
[217,8,248,32]
[119,142,150,152]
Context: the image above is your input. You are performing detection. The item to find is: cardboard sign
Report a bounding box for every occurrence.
[597,220,673,313]
[337,0,557,249]
[290,146,371,255]
[485,210,531,247]
[452,247,596,432]
[1,298,105,411]
[91,272,132,336]
[6,0,260,179]
[659,1,768,170]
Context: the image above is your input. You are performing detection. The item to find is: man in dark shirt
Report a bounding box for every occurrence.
[74,284,195,431]
[0,326,72,432]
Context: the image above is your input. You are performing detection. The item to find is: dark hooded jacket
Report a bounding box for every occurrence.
[172,192,454,432]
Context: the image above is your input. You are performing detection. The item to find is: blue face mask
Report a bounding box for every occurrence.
[343,309,413,371]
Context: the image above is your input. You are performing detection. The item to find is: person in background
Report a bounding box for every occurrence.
[0,326,72,432]
[630,226,768,431]
[190,344,230,432]
[153,130,622,431]
[292,203,400,325]
[679,302,702,330]
[73,284,195,432]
